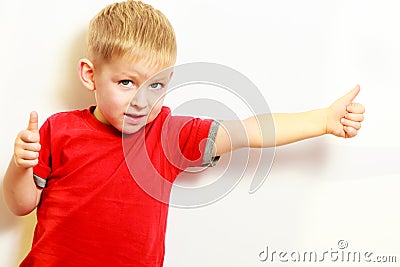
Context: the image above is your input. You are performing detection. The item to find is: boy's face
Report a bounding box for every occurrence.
[92,57,173,134]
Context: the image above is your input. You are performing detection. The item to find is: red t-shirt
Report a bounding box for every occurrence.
[21,106,219,267]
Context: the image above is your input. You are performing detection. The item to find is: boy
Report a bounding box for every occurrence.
[2,0,364,266]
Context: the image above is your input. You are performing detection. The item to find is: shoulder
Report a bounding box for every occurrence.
[46,108,86,122]
[147,106,173,127]
[40,107,91,133]
[157,106,172,118]
[149,106,192,127]
[150,106,215,136]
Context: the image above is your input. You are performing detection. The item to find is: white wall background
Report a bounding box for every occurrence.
[1,0,399,266]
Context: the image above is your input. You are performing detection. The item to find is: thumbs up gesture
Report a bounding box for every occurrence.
[326,85,365,138]
[14,112,41,168]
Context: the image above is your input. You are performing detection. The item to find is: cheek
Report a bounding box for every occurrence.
[96,92,115,112]
[147,98,164,122]
[97,88,129,108]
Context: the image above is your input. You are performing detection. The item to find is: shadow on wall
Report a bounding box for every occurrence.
[175,138,330,194]
[16,212,36,266]
[266,138,330,178]
[0,181,36,267]
[59,29,96,110]
[241,138,330,186]
[0,183,18,234]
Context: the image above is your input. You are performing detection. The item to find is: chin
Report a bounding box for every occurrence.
[121,124,146,135]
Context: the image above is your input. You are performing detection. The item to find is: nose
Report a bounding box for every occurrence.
[130,87,148,109]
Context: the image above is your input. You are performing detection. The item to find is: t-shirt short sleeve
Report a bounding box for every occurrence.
[33,119,52,188]
[179,118,220,167]
[159,113,220,170]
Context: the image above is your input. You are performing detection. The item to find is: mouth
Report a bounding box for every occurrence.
[123,113,147,125]
[124,113,146,118]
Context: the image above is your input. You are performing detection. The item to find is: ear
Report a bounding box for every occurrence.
[78,58,96,91]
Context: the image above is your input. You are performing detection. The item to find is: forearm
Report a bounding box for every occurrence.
[244,108,328,148]
[216,87,363,154]
[3,157,40,216]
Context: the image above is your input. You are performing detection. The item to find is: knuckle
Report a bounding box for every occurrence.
[15,158,24,168]
[14,138,23,147]
[14,150,23,160]
[17,130,25,137]
[26,134,33,142]
[27,151,36,160]
[32,159,39,167]
[18,130,29,141]
[14,145,21,154]
[31,133,40,143]
[35,143,41,151]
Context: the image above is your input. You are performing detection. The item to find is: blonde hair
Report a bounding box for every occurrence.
[87,0,177,68]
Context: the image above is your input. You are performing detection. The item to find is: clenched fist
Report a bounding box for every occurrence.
[326,85,365,138]
[14,111,41,168]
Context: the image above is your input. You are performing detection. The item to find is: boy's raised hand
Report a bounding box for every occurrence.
[326,85,365,138]
[14,111,41,168]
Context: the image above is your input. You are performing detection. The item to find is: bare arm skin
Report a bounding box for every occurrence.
[215,85,365,155]
[3,112,43,216]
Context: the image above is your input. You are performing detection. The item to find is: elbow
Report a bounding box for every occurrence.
[3,192,38,216]
[11,205,36,216]
[7,203,36,216]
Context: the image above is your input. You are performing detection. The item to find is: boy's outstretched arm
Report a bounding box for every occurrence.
[3,112,43,216]
[214,85,365,156]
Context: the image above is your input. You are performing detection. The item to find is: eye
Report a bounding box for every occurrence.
[149,82,163,90]
[119,80,134,88]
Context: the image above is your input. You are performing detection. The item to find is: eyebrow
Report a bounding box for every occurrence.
[119,71,141,80]
[118,70,170,84]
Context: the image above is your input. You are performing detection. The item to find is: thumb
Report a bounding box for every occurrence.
[27,111,39,131]
[341,84,360,104]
